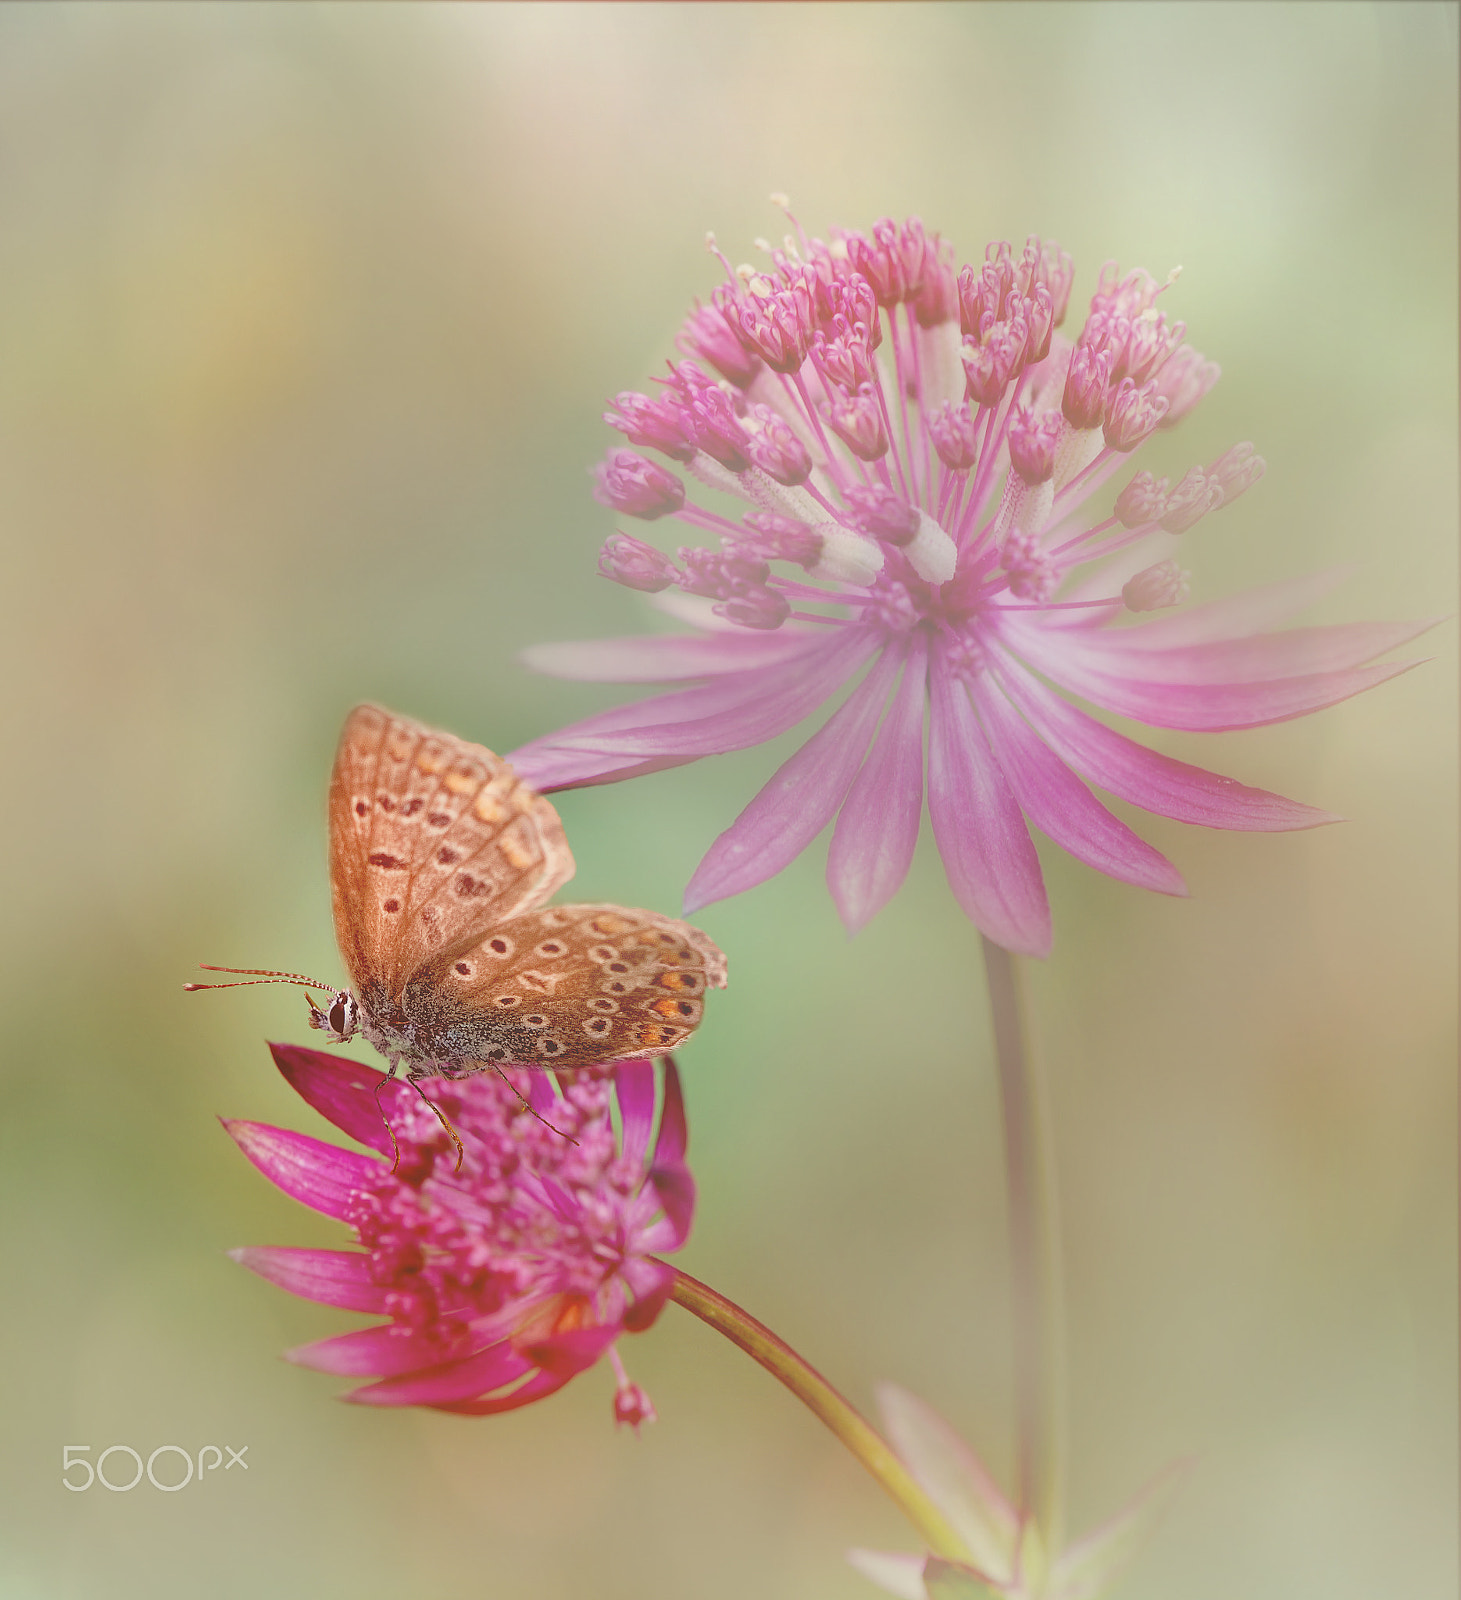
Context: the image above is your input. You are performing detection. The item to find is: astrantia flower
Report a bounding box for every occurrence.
[849,1385,1186,1600]
[227,1043,692,1420]
[509,210,1430,955]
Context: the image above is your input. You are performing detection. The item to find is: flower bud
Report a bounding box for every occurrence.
[613,1380,657,1432]
[606,391,695,463]
[1122,559,1190,612]
[1159,465,1222,533]
[927,400,980,470]
[743,404,813,486]
[593,449,686,520]
[844,483,920,545]
[677,301,762,388]
[1061,344,1112,430]
[1103,377,1169,451]
[1208,442,1266,507]
[739,511,823,568]
[1153,344,1220,428]
[1007,406,1063,485]
[1114,469,1170,528]
[821,384,888,460]
[598,533,678,593]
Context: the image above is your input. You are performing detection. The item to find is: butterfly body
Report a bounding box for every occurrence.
[317,704,726,1088]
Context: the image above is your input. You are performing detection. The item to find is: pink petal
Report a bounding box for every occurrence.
[511,747,699,792]
[348,1340,536,1407]
[683,643,904,912]
[1000,617,1421,731]
[614,1057,658,1169]
[268,1042,394,1156]
[286,1323,466,1378]
[221,1119,379,1221]
[228,1246,391,1313]
[992,657,1337,830]
[1100,566,1355,647]
[926,658,1051,956]
[510,625,879,761]
[971,674,1186,895]
[428,1367,572,1416]
[520,1319,621,1378]
[827,637,928,934]
[521,628,825,682]
[1012,614,1436,685]
[619,1258,677,1331]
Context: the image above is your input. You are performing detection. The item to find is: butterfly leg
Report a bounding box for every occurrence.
[373,1058,405,1173]
[405,1067,467,1174]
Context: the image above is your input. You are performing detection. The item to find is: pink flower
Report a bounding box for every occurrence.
[510,213,1432,956]
[226,1043,693,1420]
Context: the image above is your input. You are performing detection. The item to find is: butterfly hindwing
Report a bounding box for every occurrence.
[328,706,575,999]
[398,903,728,1069]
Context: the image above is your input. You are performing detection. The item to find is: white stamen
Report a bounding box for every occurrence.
[904,511,958,585]
[809,527,885,586]
[1053,424,1104,492]
[916,322,966,411]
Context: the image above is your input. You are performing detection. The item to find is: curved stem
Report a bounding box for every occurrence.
[664,1265,967,1560]
[981,936,1067,1555]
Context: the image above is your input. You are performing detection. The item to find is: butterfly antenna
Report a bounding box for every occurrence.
[184,965,336,993]
[489,1063,579,1147]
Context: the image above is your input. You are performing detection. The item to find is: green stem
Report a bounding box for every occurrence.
[981,935,1067,1555]
[665,1265,967,1560]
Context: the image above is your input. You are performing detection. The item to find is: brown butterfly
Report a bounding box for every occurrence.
[189,704,727,1168]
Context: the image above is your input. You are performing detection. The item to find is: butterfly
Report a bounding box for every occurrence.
[189,704,727,1168]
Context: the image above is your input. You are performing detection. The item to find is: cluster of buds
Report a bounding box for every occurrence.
[1114,442,1267,532]
[598,533,790,628]
[957,236,1075,409]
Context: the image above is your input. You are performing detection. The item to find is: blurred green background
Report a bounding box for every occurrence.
[0,4,1454,1598]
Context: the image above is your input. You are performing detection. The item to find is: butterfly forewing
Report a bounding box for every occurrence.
[328,706,575,999]
[400,903,728,1070]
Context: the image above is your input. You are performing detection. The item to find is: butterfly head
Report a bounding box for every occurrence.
[306,989,361,1044]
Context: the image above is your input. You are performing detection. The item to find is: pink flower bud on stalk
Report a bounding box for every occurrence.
[517,204,1429,958]
[1007,407,1063,486]
[678,300,763,387]
[599,532,678,592]
[593,449,686,520]
[1114,470,1171,528]
[1123,559,1191,612]
[1103,377,1170,451]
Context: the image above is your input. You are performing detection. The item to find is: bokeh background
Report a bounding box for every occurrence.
[1,4,1454,1598]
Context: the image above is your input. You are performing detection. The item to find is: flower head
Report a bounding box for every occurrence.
[511,208,1431,956]
[227,1043,692,1419]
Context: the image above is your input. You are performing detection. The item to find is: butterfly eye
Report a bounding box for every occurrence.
[588,945,619,963]
[584,1018,612,1037]
[602,980,630,995]
[486,937,514,958]
[605,961,631,975]
[538,1036,566,1056]
[534,941,566,958]
[453,961,474,977]
[493,994,521,1009]
[522,1014,548,1029]
[587,997,619,1014]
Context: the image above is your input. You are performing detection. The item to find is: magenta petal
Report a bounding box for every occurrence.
[926,663,1051,956]
[992,657,1337,830]
[827,637,928,934]
[222,1119,379,1221]
[268,1043,394,1156]
[521,1319,621,1378]
[971,674,1186,895]
[652,1055,688,1167]
[614,1057,657,1169]
[286,1323,461,1378]
[513,625,879,762]
[621,1261,676,1332]
[683,643,903,912]
[429,1367,572,1416]
[522,628,824,682]
[1001,618,1422,731]
[1019,615,1436,685]
[228,1247,391,1314]
[348,1340,535,1407]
